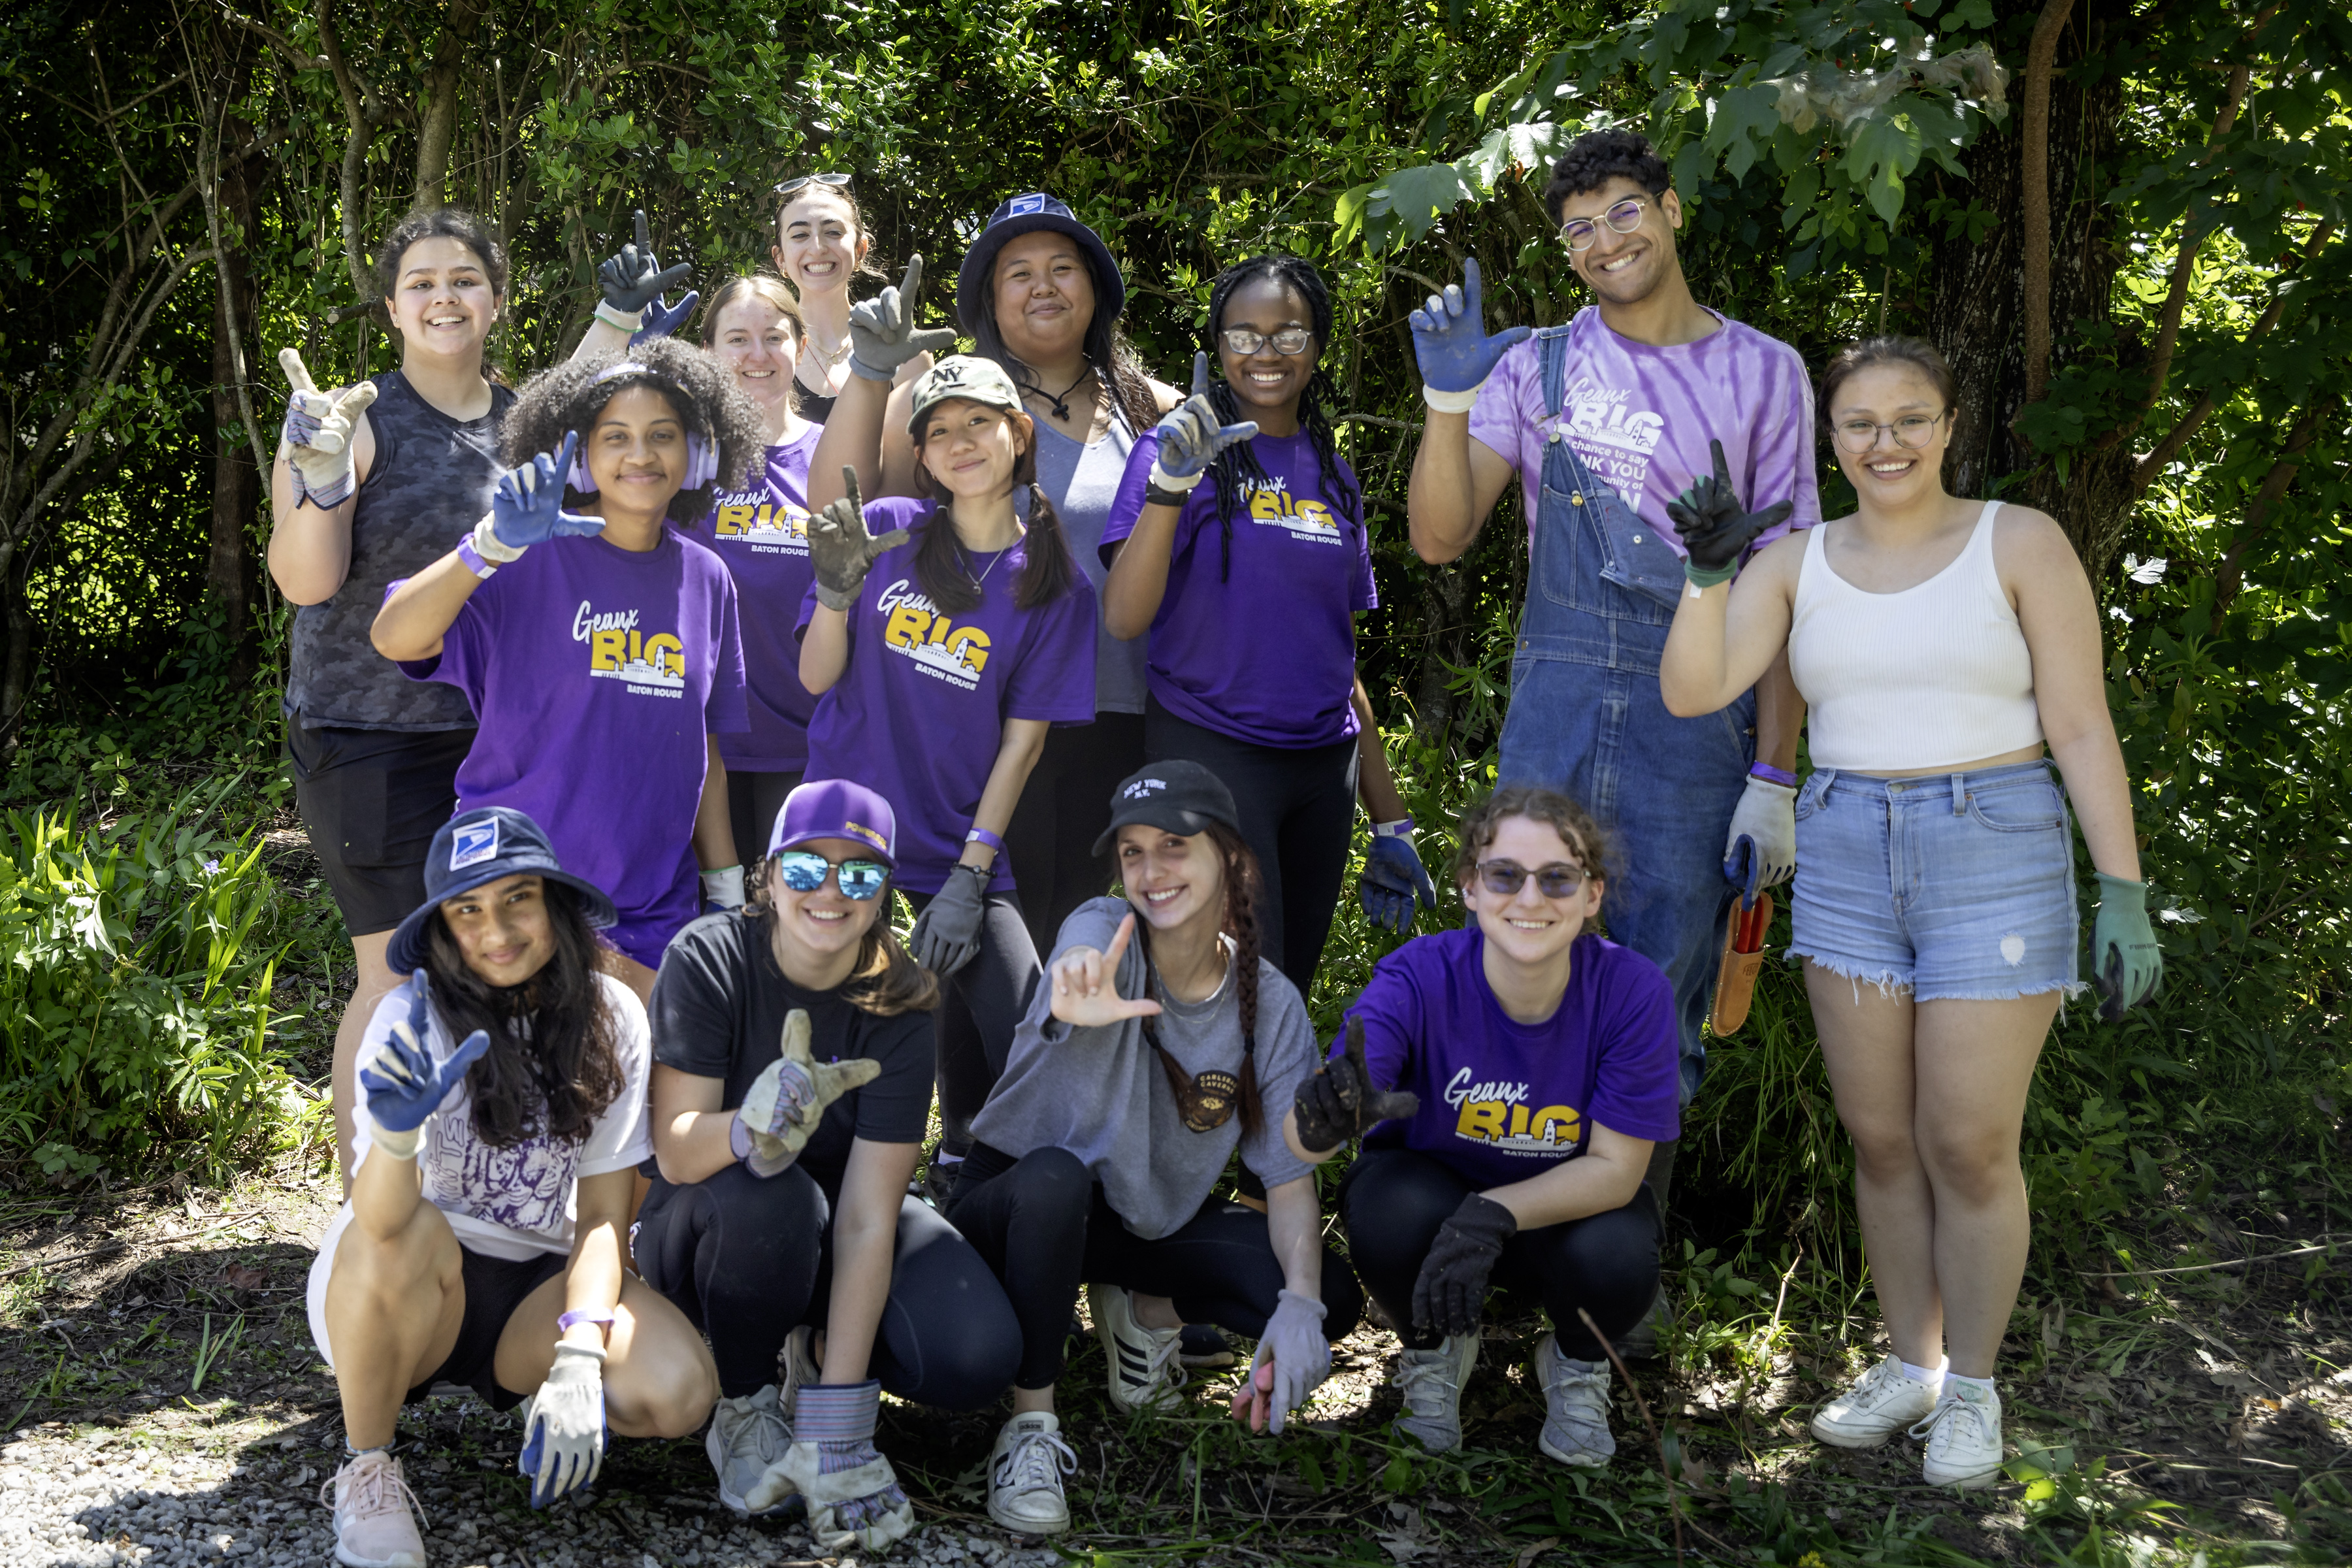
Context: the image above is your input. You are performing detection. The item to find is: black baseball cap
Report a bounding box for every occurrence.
[1092,760,1242,855]
[387,807,618,974]
[956,192,1127,335]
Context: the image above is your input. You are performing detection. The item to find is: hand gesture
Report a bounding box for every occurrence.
[807,466,911,609]
[1665,438,1793,581]
[517,1342,606,1508]
[1292,1015,1420,1151]
[1409,259,1531,395]
[845,254,958,382]
[488,433,605,551]
[1229,1289,1329,1435]
[1411,1191,1517,1337]
[907,866,986,977]
[278,348,378,509]
[358,973,490,1143]
[632,289,701,344]
[2090,873,2163,1022]
[1048,911,1167,1030]
[1147,351,1258,493]
[598,209,692,314]
[737,1009,883,1177]
[1359,833,1439,934]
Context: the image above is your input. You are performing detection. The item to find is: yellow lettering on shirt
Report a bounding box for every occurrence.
[1456,1100,1508,1141]
[591,629,627,671]
[884,604,932,649]
[644,633,685,678]
[715,504,755,537]
[1529,1105,1580,1145]
[945,625,992,673]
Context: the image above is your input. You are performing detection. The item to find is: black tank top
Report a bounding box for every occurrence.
[285,370,514,730]
[794,383,836,425]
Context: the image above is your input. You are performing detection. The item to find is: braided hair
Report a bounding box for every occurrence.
[1200,253,1362,583]
[1130,819,1267,1136]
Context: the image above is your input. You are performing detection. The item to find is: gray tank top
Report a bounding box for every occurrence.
[285,371,513,730]
[1030,408,1147,716]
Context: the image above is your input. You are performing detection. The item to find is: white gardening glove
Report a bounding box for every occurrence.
[278,348,378,508]
[1230,1290,1330,1435]
[700,864,745,911]
[746,1381,916,1552]
[517,1341,606,1507]
[1722,775,1797,901]
[732,1009,883,1177]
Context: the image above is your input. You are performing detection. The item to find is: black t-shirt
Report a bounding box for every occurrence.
[649,910,932,1195]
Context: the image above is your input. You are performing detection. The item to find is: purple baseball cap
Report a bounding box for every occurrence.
[767,778,897,866]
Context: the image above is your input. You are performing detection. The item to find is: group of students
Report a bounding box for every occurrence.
[269,127,2164,1568]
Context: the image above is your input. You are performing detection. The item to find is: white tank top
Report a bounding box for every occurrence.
[1788,500,2044,770]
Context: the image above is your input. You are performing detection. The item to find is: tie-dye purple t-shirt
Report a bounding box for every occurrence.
[1467,306,1821,551]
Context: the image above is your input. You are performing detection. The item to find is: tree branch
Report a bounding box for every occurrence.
[413,0,491,208]
[2209,400,2330,632]
[2017,0,2077,407]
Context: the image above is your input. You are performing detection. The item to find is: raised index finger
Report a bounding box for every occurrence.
[634,208,651,252]
[1344,1013,1369,1073]
[279,346,318,396]
[1710,436,1732,489]
[1462,256,1484,313]
[1103,910,1137,971]
[1190,350,1211,400]
[900,252,925,304]
[840,465,863,516]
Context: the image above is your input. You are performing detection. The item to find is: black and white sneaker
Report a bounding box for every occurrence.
[1088,1283,1186,1413]
[1179,1324,1235,1369]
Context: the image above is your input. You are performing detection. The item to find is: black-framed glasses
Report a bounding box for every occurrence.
[1218,327,1313,357]
[1558,196,1652,251]
[1475,858,1588,900]
[773,172,853,199]
[1831,412,1948,454]
[772,851,890,900]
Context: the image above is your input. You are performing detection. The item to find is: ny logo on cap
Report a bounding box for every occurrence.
[450,818,500,871]
[1122,778,1168,800]
[930,359,971,386]
[1009,193,1048,216]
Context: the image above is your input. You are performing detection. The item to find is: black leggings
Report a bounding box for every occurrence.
[902,887,1040,1154]
[945,1144,1365,1390]
[1003,712,1146,960]
[1339,1147,1658,1360]
[635,1162,1021,1408]
[1145,697,1358,1000]
[725,768,803,874]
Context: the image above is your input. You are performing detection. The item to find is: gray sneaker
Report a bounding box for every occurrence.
[776,1324,822,1421]
[706,1385,792,1516]
[1390,1334,1480,1453]
[1533,1333,1615,1467]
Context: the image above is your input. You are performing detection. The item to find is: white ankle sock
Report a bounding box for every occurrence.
[1945,1372,1995,1397]
[1899,1357,1946,1386]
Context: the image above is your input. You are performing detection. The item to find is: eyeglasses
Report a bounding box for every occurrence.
[773,172,853,199]
[771,851,890,900]
[1831,413,1948,454]
[1475,858,1589,900]
[1218,327,1313,357]
[1558,196,1652,251]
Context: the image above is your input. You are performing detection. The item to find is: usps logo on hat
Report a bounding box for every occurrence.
[449,817,499,872]
[1121,777,1168,800]
[1009,193,1047,216]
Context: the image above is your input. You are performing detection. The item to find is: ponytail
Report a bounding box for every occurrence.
[1128,821,1268,1138]
[1013,480,1077,611]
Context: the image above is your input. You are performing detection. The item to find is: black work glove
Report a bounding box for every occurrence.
[1293,1016,1420,1151]
[1665,437,1793,586]
[598,209,693,314]
[1410,1192,1517,1336]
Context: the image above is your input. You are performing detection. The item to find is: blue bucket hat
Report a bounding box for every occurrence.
[956,192,1126,336]
[386,807,619,975]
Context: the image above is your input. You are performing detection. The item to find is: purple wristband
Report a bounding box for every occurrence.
[557,1308,614,1335]
[963,826,1005,855]
[1749,762,1798,789]
[729,1113,753,1162]
[455,534,498,578]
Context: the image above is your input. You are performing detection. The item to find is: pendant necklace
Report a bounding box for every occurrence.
[1039,365,1094,423]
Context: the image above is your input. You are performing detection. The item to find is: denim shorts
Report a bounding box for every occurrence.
[1788,760,2082,1002]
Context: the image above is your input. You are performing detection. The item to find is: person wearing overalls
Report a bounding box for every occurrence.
[1403,129,1820,1249]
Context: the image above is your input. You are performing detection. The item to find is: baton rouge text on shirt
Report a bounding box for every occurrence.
[1443,1067,1585,1156]
[574,600,687,698]
[876,580,991,693]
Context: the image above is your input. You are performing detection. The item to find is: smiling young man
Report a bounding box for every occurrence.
[1404,131,1819,1216]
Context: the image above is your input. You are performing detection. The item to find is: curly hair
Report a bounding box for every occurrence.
[909,408,1081,615]
[1199,253,1361,583]
[500,337,767,525]
[1541,128,1673,218]
[374,206,508,302]
[1451,785,1615,892]
[1127,820,1269,1137]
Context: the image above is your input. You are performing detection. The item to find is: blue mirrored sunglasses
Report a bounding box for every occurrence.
[772,851,890,900]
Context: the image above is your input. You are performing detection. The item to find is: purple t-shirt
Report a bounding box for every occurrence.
[797,497,1098,894]
[402,529,748,969]
[1339,928,1681,1190]
[705,428,821,772]
[1103,428,1376,749]
[1468,306,1820,551]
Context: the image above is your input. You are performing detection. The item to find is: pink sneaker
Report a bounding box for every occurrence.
[323,1449,427,1567]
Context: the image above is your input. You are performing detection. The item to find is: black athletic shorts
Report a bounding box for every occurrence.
[287,722,474,936]
[403,1245,567,1411]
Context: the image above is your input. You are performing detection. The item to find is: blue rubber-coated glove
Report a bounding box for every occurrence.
[517,1341,607,1508]
[357,974,491,1156]
[1234,1290,1330,1436]
[489,433,604,550]
[630,289,700,344]
[598,210,692,314]
[2090,874,2163,1022]
[1360,830,1439,934]
[1147,352,1258,493]
[1408,259,1531,395]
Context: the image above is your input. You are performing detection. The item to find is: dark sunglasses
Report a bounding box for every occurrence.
[772,851,890,900]
[774,172,853,199]
[1475,858,1589,900]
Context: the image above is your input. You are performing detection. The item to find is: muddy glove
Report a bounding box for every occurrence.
[2090,873,2163,1022]
[808,467,911,610]
[1409,258,1531,408]
[1147,351,1257,496]
[631,289,700,345]
[482,433,604,554]
[909,864,987,978]
[358,973,490,1161]
[1231,1290,1329,1436]
[597,209,692,329]
[1360,822,1439,934]
[746,1380,915,1552]
[517,1341,606,1508]
[732,1009,883,1177]
[278,348,379,508]
[1294,1015,1421,1151]
[1722,776,1797,900]
[846,253,957,382]
[1411,1192,1517,1337]
[1666,437,1793,587]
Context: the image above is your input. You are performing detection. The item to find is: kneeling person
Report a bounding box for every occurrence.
[309,808,718,1568]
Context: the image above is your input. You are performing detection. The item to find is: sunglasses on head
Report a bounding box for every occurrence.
[771,850,890,900]
[1474,858,1590,900]
[774,172,853,199]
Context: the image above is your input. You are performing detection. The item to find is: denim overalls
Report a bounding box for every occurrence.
[1494,327,1756,1103]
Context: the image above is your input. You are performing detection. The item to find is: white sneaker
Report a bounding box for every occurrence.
[988,1411,1078,1535]
[1533,1334,1614,1467]
[323,1449,426,1568]
[776,1324,823,1421]
[1809,1353,1942,1449]
[1912,1380,2004,1488]
[1390,1333,1480,1454]
[706,1385,793,1516]
[1089,1284,1186,1413]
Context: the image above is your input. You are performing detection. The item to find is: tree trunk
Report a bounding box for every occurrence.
[208,133,266,666]
[1,550,36,755]
[412,0,491,208]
